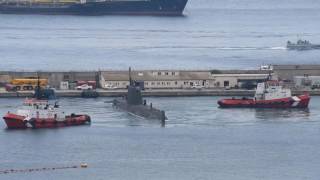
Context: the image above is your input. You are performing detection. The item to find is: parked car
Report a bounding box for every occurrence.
[77,80,97,89]
[76,84,93,90]
[260,65,273,71]
[104,84,117,89]
[191,84,204,89]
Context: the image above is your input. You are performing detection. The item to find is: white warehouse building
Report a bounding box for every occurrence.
[100,70,270,89]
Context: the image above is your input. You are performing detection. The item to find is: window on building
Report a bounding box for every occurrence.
[165,72,169,75]
[175,81,178,85]
[167,82,170,85]
[158,72,161,76]
[63,75,70,81]
[151,82,155,85]
[162,82,165,85]
[224,81,229,87]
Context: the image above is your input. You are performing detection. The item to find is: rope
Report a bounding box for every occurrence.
[0,163,87,175]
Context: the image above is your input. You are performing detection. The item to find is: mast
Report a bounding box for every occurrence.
[129,67,133,86]
[35,72,41,99]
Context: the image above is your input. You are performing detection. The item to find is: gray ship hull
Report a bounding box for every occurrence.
[113,99,166,124]
[287,40,320,50]
[287,44,320,50]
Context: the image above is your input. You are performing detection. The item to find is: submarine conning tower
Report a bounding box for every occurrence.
[33,73,56,100]
[112,67,167,125]
[127,67,143,105]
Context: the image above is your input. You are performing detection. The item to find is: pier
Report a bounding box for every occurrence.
[1,65,320,97]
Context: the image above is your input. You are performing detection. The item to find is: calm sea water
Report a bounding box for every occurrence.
[0,96,320,180]
[1,0,320,71]
[1,1,320,179]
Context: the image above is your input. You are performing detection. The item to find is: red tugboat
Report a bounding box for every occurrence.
[218,81,310,108]
[3,76,91,129]
[3,98,91,129]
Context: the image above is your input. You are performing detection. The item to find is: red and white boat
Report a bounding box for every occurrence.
[218,81,310,108]
[3,98,91,129]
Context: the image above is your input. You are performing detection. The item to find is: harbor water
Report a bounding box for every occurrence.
[1,0,320,70]
[0,96,320,180]
[1,0,320,179]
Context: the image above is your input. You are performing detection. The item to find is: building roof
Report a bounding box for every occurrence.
[101,70,269,81]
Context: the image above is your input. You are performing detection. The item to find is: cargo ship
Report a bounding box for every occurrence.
[0,0,188,15]
[218,81,310,108]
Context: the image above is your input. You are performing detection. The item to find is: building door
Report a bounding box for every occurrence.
[224,81,229,87]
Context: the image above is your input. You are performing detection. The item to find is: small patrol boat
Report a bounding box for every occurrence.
[287,39,320,50]
[218,81,310,108]
[3,76,91,129]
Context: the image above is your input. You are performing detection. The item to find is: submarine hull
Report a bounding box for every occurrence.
[113,99,166,122]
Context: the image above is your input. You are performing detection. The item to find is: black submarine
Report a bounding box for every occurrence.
[112,68,166,126]
[33,74,56,100]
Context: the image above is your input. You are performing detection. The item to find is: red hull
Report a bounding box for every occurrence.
[218,94,310,108]
[3,113,27,129]
[3,113,91,129]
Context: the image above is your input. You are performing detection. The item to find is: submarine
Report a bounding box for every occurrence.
[33,74,56,100]
[112,68,166,126]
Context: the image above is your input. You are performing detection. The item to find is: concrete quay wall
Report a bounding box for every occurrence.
[0,89,319,98]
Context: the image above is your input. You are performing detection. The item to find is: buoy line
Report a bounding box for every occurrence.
[0,163,88,175]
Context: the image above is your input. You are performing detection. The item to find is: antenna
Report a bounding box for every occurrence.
[129,67,133,86]
[35,72,41,99]
[268,71,272,81]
